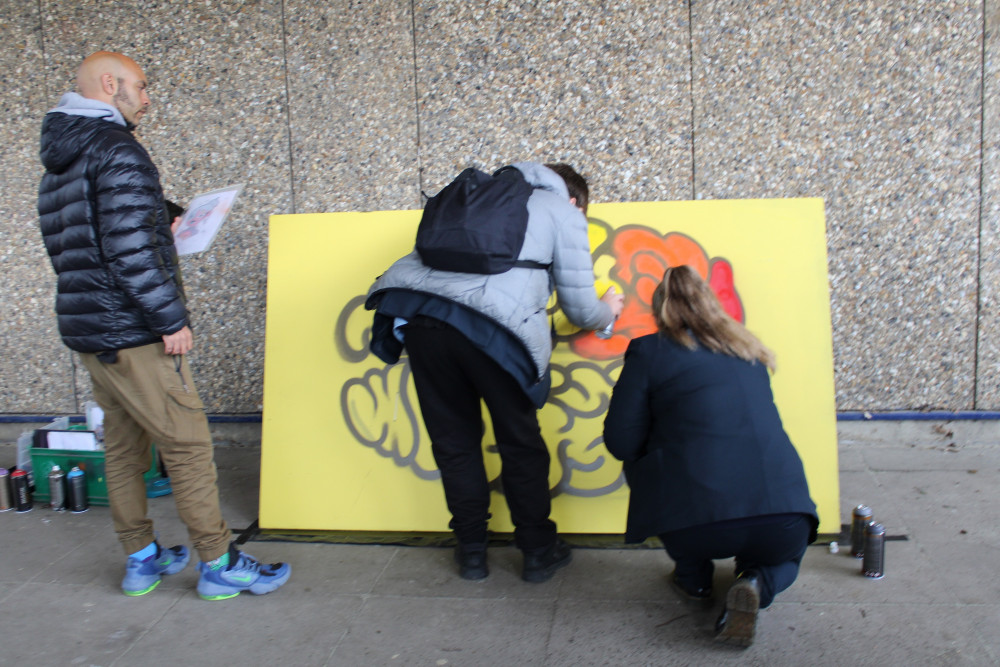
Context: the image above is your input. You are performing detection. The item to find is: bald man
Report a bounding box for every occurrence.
[38,52,290,600]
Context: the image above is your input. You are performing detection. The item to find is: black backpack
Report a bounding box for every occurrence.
[415,166,550,274]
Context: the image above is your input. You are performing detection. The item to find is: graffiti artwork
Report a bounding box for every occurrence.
[333,218,742,496]
[260,199,839,534]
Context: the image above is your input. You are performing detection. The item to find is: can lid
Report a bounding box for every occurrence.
[11,469,26,477]
[50,465,62,472]
[866,522,886,534]
[67,466,84,476]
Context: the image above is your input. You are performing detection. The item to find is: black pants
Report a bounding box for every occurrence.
[659,513,812,607]
[404,319,556,551]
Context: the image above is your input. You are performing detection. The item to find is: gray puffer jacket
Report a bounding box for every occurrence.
[367,162,612,380]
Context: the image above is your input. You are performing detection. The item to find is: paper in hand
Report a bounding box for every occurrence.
[173,184,244,255]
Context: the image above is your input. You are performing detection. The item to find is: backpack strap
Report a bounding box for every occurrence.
[512,259,552,270]
[496,166,550,271]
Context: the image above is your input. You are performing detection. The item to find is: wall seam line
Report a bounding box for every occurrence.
[36,0,75,411]
[279,0,297,214]
[37,0,49,103]
[687,0,697,200]
[975,0,987,409]
[410,0,425,203]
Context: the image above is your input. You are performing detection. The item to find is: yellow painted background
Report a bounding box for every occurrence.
[260,199,839,535]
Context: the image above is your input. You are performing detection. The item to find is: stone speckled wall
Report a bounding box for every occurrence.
[0,0,994,414]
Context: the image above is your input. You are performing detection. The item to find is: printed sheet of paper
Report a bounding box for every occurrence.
[173,184,243,255]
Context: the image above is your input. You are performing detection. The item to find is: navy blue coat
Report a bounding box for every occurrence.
[603,333,818,543]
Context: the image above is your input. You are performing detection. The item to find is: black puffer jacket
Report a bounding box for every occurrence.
[38,112,188,353]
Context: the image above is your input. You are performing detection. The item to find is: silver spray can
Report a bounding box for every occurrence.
[67,466,88,513]
[850,505,873,558]
[861,522,886,579]
[595,287,618,339]
[48,465,66,511]
[0,468,12,512]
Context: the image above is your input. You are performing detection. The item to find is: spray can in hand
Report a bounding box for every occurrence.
[596,286,618,339]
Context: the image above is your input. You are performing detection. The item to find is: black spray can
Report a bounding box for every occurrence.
[67,466,88,513]
[11,469,32,512]
[48,465,66,511]
[850,505,873,558]
[861,522,886,579]
[0,468,12,512]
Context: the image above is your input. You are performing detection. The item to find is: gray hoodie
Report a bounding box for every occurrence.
[48,91,128,126]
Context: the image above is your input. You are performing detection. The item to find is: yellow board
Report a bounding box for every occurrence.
[260,199,839,535]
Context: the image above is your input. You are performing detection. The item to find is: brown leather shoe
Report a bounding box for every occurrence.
[715,570,761,647]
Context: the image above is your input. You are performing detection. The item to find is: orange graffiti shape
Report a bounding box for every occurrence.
[572,227,743,360]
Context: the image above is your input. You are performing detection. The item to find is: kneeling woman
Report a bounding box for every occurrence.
[603,265,818,647]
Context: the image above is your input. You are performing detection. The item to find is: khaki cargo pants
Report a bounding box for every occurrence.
[79,343,231,562]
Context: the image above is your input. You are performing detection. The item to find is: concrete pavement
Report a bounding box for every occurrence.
[1,420,997,665]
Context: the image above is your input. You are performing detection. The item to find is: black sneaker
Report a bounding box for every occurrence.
[454,543,489,581]
[715,570,761,647]
[522,539,572,583]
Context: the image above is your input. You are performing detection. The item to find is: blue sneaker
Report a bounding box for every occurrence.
[145,476,173,498]
[122,542,190,596]
[197,544,291,601]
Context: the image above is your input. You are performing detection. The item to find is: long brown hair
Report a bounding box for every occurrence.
[651,265,775,370]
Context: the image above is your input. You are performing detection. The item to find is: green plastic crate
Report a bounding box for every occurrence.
[30,445,160,507]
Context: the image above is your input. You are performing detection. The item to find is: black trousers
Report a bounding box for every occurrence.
[404,319,556,551]
[659,513,813,608]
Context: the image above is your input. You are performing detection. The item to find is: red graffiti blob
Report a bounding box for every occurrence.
[572,228,744,360]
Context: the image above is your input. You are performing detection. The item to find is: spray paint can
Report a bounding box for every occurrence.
[48,465,67,511]
[861,522,886,579]
[850,505,873,558]
[596,286,618,339]
[595,321,615,339]
[67,466,88,513]
[0,468,12,512]
[11,469,32,512]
